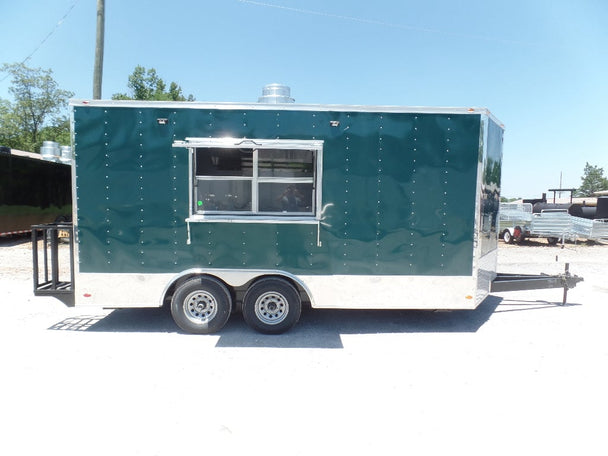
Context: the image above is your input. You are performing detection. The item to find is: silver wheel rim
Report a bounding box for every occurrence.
[184,290,218,325]
[254,291,289,325]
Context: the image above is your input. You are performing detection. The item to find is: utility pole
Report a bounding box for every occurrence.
[93,0,105,99]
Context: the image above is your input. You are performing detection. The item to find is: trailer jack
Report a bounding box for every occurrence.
[491,263,583,305]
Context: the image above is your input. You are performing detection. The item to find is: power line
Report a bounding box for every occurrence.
[1,1,80,82]
[237,0,533,46]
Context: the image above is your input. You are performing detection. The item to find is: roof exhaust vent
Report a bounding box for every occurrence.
[258,83,295,104]
[40,141,60,162]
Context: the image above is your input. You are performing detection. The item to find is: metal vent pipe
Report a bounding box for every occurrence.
[258,83,295,103]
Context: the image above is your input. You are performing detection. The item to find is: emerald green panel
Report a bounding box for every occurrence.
[74,105,484,276]
[479,119,503,256]
[187,223,318,273]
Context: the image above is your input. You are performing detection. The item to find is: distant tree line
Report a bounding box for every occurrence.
[1,63,194,153]
[112,65,194,101]
[0,63,73,152]
[576,163,608,197]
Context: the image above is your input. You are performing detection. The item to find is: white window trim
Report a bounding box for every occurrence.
[173,137,324,224]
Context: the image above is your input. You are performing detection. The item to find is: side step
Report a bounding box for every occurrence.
[491,263,583,305]
[32,223,75,303]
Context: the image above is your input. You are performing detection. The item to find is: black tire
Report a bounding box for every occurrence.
[242,277,301,334]
[171,276,232,334]
[502,230,512,244]
[547,237,559,245]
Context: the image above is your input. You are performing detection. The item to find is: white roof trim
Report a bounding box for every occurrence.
[70,99,504,127]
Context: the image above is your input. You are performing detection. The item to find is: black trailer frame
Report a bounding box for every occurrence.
[32,223,74,304]
[491,264,583,305]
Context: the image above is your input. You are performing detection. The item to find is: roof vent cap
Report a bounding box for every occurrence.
[258,83,295,104]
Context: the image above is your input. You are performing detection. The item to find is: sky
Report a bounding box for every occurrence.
[1,0,607,198]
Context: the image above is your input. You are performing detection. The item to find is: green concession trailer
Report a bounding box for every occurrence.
[36,93,510,334]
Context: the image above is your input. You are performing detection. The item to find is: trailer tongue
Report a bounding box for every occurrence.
[491,264,584,305]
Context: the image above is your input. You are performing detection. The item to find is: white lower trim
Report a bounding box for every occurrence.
[75,273,174,308]
[74,271,484,311]
[299,275,480,310]
[475,249,498,305]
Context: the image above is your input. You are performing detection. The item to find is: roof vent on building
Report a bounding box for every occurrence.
[40,141,60,162]
[258,83,295,104]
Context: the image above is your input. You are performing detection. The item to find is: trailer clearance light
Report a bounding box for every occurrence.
[83,293,92,298]
[465,295,473,300]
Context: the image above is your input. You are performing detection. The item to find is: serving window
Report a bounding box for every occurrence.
[177,138,323,220]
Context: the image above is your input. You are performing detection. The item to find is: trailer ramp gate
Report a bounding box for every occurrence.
[32,223,74,304]
[491,264,583,305]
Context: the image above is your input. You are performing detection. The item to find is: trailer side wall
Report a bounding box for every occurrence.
[74,106,481,278]
[0,153,71,235]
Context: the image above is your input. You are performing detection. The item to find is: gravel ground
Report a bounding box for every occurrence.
[0,235,606,456]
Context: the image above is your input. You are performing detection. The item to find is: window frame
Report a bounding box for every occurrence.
[175,137,324,223]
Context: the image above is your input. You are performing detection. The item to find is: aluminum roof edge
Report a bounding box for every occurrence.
[69,99,504,128]
[7,149,45,160]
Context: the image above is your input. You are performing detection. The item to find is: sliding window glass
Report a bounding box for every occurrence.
[192,139,322,219]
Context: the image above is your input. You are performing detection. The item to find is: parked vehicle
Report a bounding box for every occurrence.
[499,198,608,245]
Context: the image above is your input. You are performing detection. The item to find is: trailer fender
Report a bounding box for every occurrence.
[513,226,525,243]
[160,269,315,309]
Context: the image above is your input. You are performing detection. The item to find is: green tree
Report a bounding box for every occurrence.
[0,98,22,147]
[0,63,73,152]
[576,162,608,197]
[112,65,194,101]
